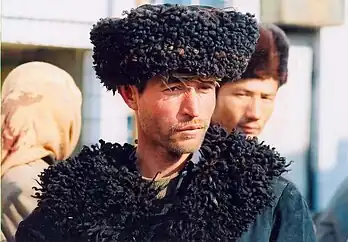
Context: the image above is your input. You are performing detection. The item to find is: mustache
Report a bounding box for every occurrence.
[171,120,207,132]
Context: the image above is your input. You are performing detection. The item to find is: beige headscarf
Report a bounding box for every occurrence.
[1,61,82,177]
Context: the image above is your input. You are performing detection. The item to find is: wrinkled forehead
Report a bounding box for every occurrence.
[167,73,221,84]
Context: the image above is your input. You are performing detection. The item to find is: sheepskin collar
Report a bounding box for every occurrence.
[34,125,289,241]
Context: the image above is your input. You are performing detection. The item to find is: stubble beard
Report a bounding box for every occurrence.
[164,126,207,156]
[138,111,209,157]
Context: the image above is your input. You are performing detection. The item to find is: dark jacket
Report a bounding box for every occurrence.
[239,177,315,242]
[315,177,348,242]
[15,125,315,241]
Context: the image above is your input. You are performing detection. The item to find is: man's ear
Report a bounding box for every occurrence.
[118,85,139,110]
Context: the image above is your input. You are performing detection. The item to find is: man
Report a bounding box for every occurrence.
[212,24,289,137]
[210,24,315,241]
[15,4,315,242]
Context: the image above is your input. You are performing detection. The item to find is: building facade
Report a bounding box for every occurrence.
[2,0,140,151]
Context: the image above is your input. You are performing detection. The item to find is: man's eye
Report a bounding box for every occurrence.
[262,95,274,101]
[198,85,214,91]
[165,86,183,92]
[235,93,247,97]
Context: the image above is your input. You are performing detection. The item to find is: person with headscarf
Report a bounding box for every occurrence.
[1,61,82,241]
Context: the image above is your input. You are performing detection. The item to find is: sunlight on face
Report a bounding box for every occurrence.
[136,75,218,155]
[213,78,279,137]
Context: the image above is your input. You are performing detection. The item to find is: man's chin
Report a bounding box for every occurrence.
[167,138,204,155]
[236,126,261,137]
[245,133,258,138]
[243,130,260,137]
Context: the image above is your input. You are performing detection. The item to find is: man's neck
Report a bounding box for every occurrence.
[136,142,190,180]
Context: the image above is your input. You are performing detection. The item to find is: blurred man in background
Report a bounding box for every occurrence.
[212,23,289,137]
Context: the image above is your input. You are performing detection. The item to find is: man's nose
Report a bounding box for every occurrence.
[245,97,262,120]
[180,87,200,118]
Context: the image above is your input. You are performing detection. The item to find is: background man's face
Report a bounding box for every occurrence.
[212,77,279,137]
[134,76,217,155]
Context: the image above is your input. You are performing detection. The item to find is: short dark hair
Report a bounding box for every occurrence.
[134,82,147,94]
[240,24,289,86]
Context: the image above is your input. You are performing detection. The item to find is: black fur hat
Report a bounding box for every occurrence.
[90,4,260,93]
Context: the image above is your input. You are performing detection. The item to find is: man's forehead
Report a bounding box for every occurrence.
[222,77,278,94]
[168,73,221,83]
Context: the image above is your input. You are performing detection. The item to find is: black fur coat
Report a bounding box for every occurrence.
[15,125,315,241]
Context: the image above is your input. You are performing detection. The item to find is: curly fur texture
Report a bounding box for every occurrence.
[16,125,290,242]
[90,4,259,93]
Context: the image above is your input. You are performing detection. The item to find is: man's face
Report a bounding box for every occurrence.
[125,75,217,155]
[212,77,279,137]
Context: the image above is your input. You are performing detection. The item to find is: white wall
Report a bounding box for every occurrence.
[81,51,133,146]
[2,0,137,48]
[316,0,348,209]
[80,1,138,146]
[229,0,261,20]
[259,43,314,199]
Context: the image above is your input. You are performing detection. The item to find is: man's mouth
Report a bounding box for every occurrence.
[239,125,259,134]
[176,124,204,132]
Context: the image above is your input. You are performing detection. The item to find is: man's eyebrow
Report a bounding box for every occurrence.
[204,80,219,86]
[192,78,220,86]
[232,87,249,92]
[159,77,187,89]
[231,87,277,97]
[261,92,276,97]
[160,75,220,89]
